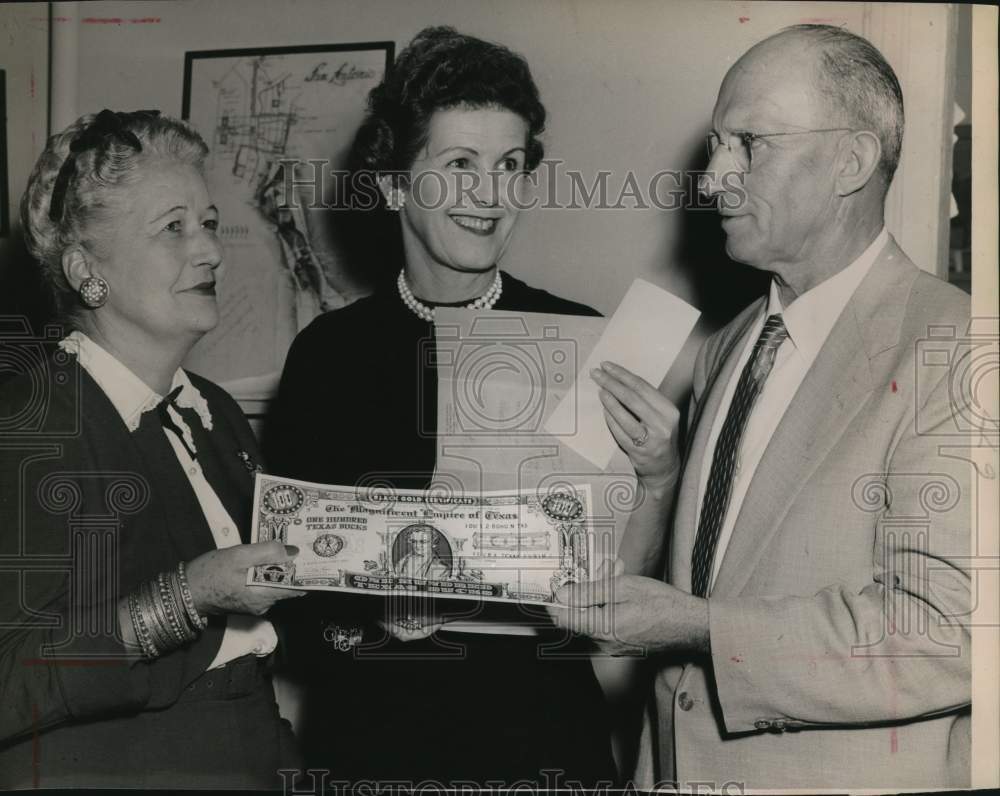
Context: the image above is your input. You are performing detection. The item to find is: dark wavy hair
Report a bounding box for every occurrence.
[351,26,547,178]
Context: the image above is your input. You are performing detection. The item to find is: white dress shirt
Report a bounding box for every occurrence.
[60,331,277,669]
[695,228,888,589]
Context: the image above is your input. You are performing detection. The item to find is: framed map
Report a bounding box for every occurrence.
[181,42,393,417]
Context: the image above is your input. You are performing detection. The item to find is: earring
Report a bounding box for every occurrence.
[79,276,109,308]
[387,189,406,211]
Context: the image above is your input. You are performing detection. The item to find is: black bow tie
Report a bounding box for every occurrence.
[156,385,198,460]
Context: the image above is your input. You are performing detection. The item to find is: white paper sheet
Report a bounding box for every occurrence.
[543,279,700,470]
[432,308,634,634]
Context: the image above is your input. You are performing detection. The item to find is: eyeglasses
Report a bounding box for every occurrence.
[706,128,853,172]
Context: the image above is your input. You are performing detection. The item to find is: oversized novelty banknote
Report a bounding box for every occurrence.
[247,474,596,605]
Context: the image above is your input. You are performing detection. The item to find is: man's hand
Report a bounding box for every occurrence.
[548,559,710,657]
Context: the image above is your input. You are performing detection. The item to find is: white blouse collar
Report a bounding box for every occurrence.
[59,331,213,433]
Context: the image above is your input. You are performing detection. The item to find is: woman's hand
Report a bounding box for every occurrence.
[186,541,306,617]
[592,361,681,497]
[377,599,445,642]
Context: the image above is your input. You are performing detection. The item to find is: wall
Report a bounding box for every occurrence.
[0,5,49,327]
[24,0,957,415]
[866,3,957,278]
[47,1,952,319]
[0,5,47,235]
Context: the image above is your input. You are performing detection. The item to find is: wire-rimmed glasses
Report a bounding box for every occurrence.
[706,128,854,172]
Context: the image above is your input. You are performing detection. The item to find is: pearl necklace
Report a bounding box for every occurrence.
[397,269,503,323]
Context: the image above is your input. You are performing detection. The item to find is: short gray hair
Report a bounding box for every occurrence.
[20,111,209,322]
[783,24,904,186]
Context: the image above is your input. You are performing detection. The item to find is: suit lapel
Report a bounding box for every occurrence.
[670,300,763,590]
[711,238,917,597]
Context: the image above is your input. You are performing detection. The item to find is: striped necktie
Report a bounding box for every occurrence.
[690,313,788,597]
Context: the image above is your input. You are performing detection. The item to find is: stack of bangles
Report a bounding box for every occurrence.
[126,561,208,659]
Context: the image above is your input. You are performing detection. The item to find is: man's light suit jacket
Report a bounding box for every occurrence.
[638,237,973,790]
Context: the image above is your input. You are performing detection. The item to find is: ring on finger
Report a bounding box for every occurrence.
[398,615,423,631]
[631,425,650,447]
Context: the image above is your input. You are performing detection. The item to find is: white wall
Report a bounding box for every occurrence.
[0,5,48,271]
[50,0,954,320]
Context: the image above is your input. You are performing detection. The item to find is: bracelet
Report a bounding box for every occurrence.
[128,589,156,658]
[128,590,159,659]
[141,578,175,654]
[126,568,206,662]
[157,571,195,645]
[176,561,208,631]
[154,572,183,645]
[167,569,200,641]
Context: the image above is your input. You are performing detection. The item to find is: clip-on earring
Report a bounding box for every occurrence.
[79,276,109,308]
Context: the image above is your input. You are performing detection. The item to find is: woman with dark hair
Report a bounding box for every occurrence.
[265,27,617,787]
[0,110,303,787]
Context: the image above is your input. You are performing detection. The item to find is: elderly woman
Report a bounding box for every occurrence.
[0,110,304,788]
[264,27,617,786]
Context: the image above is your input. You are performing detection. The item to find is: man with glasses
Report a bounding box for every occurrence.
[553,24,971,790]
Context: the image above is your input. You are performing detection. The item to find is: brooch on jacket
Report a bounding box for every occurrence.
[323,622,363,652]
[237,450,264,475]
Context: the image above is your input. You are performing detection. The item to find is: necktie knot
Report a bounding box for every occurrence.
[159,385,185,411]
[157,385,198,460]
[759,313,788,349]
[750,314,788,381]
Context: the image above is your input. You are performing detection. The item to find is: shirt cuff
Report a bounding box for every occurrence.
[207,616,278,671]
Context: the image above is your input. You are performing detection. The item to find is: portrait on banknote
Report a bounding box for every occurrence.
[393,524,453,580]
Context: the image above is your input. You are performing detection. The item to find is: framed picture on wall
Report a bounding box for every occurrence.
[181,41,393,420]
[0,69,9,238]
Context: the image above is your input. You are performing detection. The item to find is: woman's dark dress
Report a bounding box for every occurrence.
[0,349,298,788]
[265,272,618,786]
